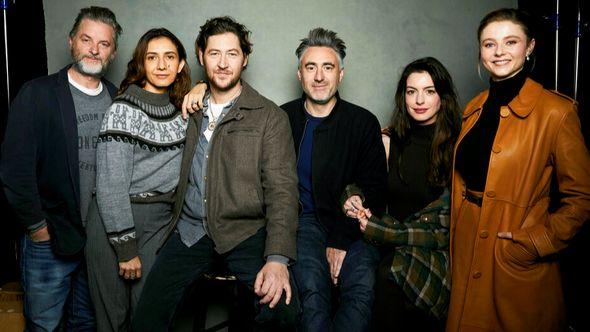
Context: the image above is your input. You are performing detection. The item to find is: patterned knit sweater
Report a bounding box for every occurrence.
[96,84,187,261]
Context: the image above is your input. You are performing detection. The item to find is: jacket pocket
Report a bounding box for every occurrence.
[503,239,537,267]
[224,126,261,137]
[495,237,538,275]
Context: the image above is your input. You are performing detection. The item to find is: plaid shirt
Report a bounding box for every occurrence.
[344,185,451,319]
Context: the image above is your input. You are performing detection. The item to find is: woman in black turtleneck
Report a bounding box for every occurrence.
[342,57,461,331]
[447,9,590,332]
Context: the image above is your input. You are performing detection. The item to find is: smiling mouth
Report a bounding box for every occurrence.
[493,60,510,65]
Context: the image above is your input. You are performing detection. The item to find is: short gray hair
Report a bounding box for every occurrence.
[296,28,346,68]
[69,6,122,49]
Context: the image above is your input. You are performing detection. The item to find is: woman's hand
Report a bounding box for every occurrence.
[181,81,208,119]
[357,208,372,232]
[119,256,142,280]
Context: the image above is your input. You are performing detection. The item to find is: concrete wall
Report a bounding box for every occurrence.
[43,0,516,125]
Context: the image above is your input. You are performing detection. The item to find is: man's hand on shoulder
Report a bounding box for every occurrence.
[254,261,291,308]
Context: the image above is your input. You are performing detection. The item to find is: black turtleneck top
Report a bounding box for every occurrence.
[455,70,527,191]
[388,123,443,221]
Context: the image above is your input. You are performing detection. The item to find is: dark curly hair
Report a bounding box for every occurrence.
[195,16,252,66]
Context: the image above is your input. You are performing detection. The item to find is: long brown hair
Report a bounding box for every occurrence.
[386,57,461,188]
[118,28,191,109]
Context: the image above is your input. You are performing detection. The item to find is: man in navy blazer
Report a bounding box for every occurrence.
[0,6,121,331]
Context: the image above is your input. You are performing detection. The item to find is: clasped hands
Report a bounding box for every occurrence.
[343,195,371,232]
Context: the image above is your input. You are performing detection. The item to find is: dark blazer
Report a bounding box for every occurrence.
[0,66,117,256]
[281,94,387,250]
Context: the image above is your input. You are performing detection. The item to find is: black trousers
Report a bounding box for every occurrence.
[132,229,298,332]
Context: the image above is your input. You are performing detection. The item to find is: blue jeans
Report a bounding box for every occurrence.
[292,213,380,332]
[132,229,299,331]
[20,235,95,332]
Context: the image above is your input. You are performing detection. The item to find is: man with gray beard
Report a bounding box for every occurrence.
[0,6,121,331]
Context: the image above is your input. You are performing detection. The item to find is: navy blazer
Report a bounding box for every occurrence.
[0,66,117,256]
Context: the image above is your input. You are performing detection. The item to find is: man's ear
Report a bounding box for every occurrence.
[243,55,248,68]
[197,48,204,66]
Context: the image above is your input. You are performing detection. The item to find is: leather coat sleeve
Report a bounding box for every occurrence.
[0,82,47,229]
[260,106,299,261]
[512,106,590,257]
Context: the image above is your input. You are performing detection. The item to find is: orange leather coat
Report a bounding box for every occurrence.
[447,78,590,332]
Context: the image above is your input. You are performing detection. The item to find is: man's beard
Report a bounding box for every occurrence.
[71,52,111,77]
[307,95,332,105]
[209,71,241,92]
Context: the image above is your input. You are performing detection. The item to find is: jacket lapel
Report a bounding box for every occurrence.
[173,112,202,218]
[55,67,80,208]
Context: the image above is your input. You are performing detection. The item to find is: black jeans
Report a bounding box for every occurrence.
[132,229,298,331]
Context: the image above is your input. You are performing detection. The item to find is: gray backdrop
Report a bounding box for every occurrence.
[44,0,515,125]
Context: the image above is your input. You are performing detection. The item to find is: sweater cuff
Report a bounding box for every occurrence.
[266,254,289,265]
[27,219,47,233]
[108,229,138,262]
[340,184,366,208]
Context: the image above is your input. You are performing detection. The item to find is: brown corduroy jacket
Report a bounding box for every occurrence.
[447,78,590,332]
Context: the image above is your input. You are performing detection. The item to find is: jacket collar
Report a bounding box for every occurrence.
[462,78,542,119]
[201,80,265,125]
[296,91,342,119]
[232,80,265,111]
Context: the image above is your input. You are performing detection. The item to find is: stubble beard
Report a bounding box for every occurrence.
[305,88,335,106]
[208,71,241,93]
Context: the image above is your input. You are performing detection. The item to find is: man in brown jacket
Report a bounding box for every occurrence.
[132,16,299,331]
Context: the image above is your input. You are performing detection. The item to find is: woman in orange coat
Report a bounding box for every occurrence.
[447,8,590,331]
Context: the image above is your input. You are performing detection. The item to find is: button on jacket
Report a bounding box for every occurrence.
[447,78,590,332]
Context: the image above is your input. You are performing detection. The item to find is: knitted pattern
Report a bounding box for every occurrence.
[98,84,186,151]
[96,84,187,261]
